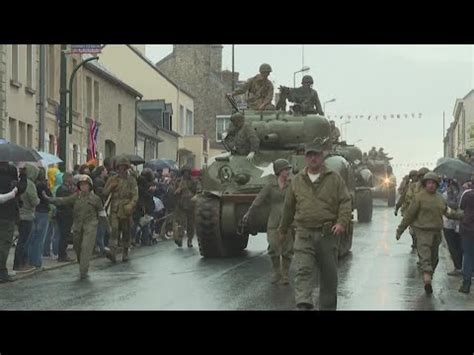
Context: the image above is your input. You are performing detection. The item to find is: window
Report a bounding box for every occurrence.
[179,105,185,135]
[9,118,17,144]
[86,76,92,117]
[11,45,19,82]
[48,45,55,98]
[26,45,34,88]
[49,134,55,154]
[105,140,116,159]
[27,124,33,148]
[186,109,194,135]
[72,58,78,111]
[163,112,171,131]
[216,116,231,141]
[73,144,78,166]
[118,104,122,131]
[94,81,100,120]
[19,122,26,147]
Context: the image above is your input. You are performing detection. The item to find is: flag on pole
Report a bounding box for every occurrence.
[88,119,99,160]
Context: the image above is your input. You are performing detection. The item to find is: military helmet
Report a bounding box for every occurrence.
[230,112,245,122]
[305,137,330,154]
[302,75,314,84]
[417,167,430,176]
[422,172,440,186]
[409,169,418,177]
[259,63,272,73]
[116,155,131,168]
[76,174,93,188]
[273,159,291,175]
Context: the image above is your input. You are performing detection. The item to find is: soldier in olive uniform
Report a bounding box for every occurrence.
[396,172,462,295]
[281,75,324,115]
[224,112,260,161]
[329,121,341,144]
[278,138,352,310]
[404,167,430,248]
[395,170,418,217]
[231,63,275,111]
[103,156,139,263]
[173,166,198,248]
[243,159,294,285]
[368,147,377,160]
[45,175,105,279]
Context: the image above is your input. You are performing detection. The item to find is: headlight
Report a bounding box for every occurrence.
[219,166,233,182]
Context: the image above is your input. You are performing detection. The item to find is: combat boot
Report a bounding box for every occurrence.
[459,282,471,294]
[105,248,116,264]
[270,257,282,284]
[122,248,129,262]
[423,272,433,295]
[281,257,291,285]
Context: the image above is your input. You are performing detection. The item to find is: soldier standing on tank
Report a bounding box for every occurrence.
[396,172,463,295]
[103,155,138,263]
[224,112,260,161]
[376,148,387,160]
[44,175,105,279]
[329,121,341,144]
[173,166,198,248]
[243,159,294,285]
[368,147,377,160]
[281,75,324,115]
[278,138,352,310]
[230,63,275,111]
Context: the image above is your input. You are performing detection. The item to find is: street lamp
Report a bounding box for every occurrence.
[323,98,336,112]
[293,66,310,88]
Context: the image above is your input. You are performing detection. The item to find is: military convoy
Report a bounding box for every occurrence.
[367,159,397,207]
[194,107,375,258]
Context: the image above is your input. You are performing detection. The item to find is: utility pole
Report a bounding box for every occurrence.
[231,44,235,93]
[38,45,46,151]
[58,44,68,172]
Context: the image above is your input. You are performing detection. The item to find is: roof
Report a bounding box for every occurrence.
[463,89,474,100]
[155,52,174,67]
[124,45,195,99]
[82,54,143,98]
[137,114,164,142]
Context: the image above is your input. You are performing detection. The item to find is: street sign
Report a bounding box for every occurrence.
[70,45,103,54]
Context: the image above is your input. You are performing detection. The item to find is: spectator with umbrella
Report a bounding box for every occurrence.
[0,141,35,282]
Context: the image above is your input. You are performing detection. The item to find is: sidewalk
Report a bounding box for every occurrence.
[6,243,83,280]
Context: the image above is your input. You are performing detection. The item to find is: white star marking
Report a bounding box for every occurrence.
[256,163,274,177]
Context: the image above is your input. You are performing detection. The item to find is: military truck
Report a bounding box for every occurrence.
[333,143,374,222]
[367,159,396,207]
[194,109,358,258]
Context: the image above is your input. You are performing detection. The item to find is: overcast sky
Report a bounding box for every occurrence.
[146,45,474,182]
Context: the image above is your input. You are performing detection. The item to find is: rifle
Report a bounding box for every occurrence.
[225,94,240,113]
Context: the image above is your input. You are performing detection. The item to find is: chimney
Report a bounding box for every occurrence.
[210,45,223,73]
[221,70,239,88]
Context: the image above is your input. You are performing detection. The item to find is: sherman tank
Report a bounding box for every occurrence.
[367,159,397,207]
[194,108,357,258]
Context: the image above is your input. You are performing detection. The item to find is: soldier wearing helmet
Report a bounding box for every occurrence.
[277,74,324,115]
[229,63,275,111]
[103,155,139,263]
[395,169,419,217]
[44,174,105,280]
[396,171,463,295]
[402,167,431,249]
[224,112,260,161]
[172,166,198,248]
[329,120,341,144]
[243,158,294,285]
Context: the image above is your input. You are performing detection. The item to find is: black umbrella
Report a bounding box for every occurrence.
[113,154,145,165]
[0,141,42,162]
[434,158,474,184]
[144,159,178,172]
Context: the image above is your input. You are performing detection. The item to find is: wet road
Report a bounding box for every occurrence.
[1,200,473,310]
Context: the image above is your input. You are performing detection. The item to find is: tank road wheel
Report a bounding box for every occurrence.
[195,195,225,258]
[356,188,373,223]
[387,186,396,207]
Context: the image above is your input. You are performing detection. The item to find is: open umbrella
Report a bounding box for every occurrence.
[144,159,178,172]
[0,141,42,162]
[434,158,474,184]
[38,151,63,167]
[113,154,145,166]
